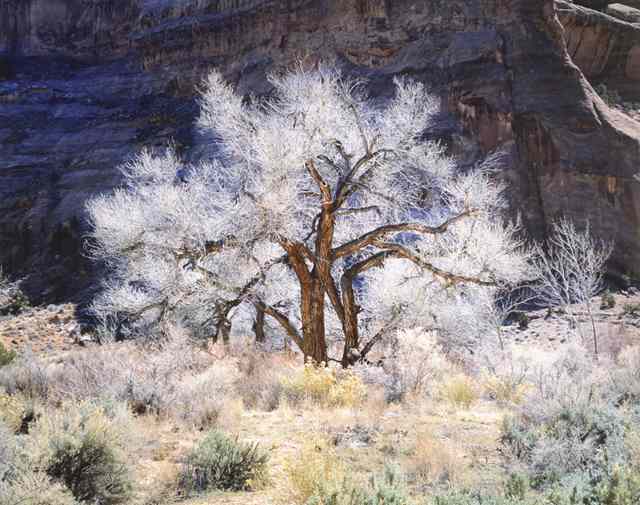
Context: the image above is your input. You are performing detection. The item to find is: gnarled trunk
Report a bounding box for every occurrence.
[299,278,328,364]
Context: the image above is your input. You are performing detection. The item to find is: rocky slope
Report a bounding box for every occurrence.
[1,0,640,302]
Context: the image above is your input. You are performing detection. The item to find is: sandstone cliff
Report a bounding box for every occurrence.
[1,0,639,301]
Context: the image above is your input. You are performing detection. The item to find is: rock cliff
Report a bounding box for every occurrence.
[1,0,640,301]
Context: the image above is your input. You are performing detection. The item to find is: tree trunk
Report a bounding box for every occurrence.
[253,305,266,343]
[340,276,360,367]
[300,280,328,364]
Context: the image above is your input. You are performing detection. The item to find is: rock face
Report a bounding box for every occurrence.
[1,0,640,302]
[559,0,640,99]
[607,3,640,24]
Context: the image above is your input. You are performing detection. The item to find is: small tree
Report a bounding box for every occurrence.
[88,65,532,365]
[535,219,613,357]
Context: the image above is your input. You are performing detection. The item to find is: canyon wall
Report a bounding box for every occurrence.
[1,0,639,300]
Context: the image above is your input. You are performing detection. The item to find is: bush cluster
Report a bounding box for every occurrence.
[281,360,366,408]
[306,465,409,505]
[0,401,134,505]
[179,429,269,494]
[0,342,16,367]
[499,345,640,503]
[28,401,134,505]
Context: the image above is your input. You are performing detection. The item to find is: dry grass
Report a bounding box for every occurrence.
[408,428,463,486]
[283,436,346,504]
[439,374,480,410]
[0,342,513,505]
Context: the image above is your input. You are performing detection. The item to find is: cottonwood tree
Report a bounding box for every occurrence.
[535,219,613,357]
[88,65,532,365]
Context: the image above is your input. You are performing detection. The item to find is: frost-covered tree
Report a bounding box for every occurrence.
[88,65,532,365]
[535,219,613,357]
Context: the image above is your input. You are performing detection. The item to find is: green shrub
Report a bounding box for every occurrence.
[622,303,640,317]
[0,288,30,316]
[589,466,640,505]
[505,472,530,501]
[600,292,616,310]
[179,429,269,493]
[497,344,638,492]
[429,491,536,505]
[29,402,133,505]
[0,342,16,367]
[516,312,530,330]
[306,465,409,505]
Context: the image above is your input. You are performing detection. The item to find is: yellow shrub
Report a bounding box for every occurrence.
[329,370,367,408]
[482,372,530,405]
[440,374,479,410]
[281,360,366,408]
[283,437,345,504]
[0,393,32,433]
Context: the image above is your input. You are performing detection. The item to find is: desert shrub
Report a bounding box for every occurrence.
[499,346,638,492]
[440,374,479,409]
[179,429,268,494]
[172,361,238,429]
[589,466,640,505]
[378,328,450,402]
[0,351,51,399]
[515,312,530,330]
[282,360,366,408]
[307,465,409,505]
[285,437,346,504]
[235,350,283,411]
[596,84,622,107]
[0,392,36,433]
[429,492,537,505]
[365,466,410,505]
[0,332,214,419]
[622,303,640,318]
[28,401,134,505]
[0,420,17,483]
[505,472,530,501]
[482,364,530,405]
[0,273,30,316]
[607,345,640,404]
[0,470,80,505]
[0,342,16,367]
[600,292,616,310]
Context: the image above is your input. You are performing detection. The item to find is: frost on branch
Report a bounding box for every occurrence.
[88,64,533,363]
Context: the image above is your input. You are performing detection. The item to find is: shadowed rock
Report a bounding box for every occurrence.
[0,0,639,303]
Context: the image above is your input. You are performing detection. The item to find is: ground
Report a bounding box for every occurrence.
[1,291,640,504]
